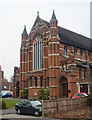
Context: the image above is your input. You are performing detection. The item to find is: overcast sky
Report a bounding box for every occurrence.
[0,0,91,81]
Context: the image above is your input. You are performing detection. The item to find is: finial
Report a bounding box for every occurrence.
[53,9,55,14]
[37,11,39,17]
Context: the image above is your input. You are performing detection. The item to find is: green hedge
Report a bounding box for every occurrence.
[20,88,28,99]
[38,88,50,100]
[0,99,7,109]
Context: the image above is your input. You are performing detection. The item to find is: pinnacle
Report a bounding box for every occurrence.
[50,10,57,22]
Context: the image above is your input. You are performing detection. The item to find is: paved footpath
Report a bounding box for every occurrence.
[0,114,60,120]
[0,114,37,119]
[2,107,15,115]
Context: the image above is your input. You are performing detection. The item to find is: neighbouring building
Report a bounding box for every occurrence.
[0,65,4,91]
[0,65,12,91]
[12,11,92,99]
[12,67,19,97]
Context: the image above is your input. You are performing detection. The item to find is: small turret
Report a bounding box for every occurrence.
[21,25,28,40]
[50,10,58,28]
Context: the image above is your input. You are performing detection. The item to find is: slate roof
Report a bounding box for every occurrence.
[43,20,92,51]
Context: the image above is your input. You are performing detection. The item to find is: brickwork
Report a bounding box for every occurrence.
[12,11,92,99]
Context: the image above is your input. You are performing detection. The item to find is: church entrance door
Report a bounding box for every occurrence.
[60,76,68,98]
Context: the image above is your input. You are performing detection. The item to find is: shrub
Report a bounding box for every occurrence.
[20,88,28,99]
[38,88,50,100]
[0,99,7,109]
[20,90,23,98]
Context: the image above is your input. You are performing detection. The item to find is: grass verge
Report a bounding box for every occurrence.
[4,99,21,108]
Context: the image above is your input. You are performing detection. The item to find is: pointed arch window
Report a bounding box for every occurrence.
[79,68,82,79]
[65,62,67,71]
[30,78,32,87]
[64,46,67,56]
[40,76,43,87]
[20,52,22,75]
[47,76,49,86]
[88,53,90,61]
[62,63,64,71]
[80,51,83,59]
[84,69,86,79]
[33,35,43,71]
[35,77,37,87]
[54,43,55,53]
[50,44,52,53]
[74,49,77,58]
[27,79,28,87]
[29,52,31,71]
[23,53,25,72]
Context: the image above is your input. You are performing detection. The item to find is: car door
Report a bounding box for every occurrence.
[19,101,28,114]
[25,101,35,115]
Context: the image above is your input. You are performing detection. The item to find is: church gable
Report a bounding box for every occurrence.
[29,14,50,37]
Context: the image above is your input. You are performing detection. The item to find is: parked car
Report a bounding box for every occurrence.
[72,92,88,99]
[15,100,42,116]
[0,91,12,98]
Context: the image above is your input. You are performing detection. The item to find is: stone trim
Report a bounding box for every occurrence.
[28,60,33,62]
[49,86,57,88]
[28,68,48,73]
[68,64,76,66]
[20,62,27,63]
[48,66,60,69]
[48,54,59,56]
[43,56,48,58]
[20,72,26,73]
[49,42,59,44]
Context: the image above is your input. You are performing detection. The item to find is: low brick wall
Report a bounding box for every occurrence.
[42,97,87,115]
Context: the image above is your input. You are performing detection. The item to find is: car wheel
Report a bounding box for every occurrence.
[34,111,39,116]
[17,109,21,114]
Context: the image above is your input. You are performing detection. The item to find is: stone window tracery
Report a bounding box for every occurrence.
[74,49,77,58]
[79,68,82,79]
[33,35,43,71]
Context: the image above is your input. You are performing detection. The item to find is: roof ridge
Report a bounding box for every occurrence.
[32,18,92,51]
[42,19,91,40]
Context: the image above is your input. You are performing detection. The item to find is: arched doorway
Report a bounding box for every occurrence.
[60,76,68,98]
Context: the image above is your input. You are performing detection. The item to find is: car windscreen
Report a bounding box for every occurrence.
[2,93,6,95]
[1,91,11,94]
[83,93,88,96]
[30,101,41,107]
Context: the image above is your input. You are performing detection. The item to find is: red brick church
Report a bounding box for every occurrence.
[12,11,92,99]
